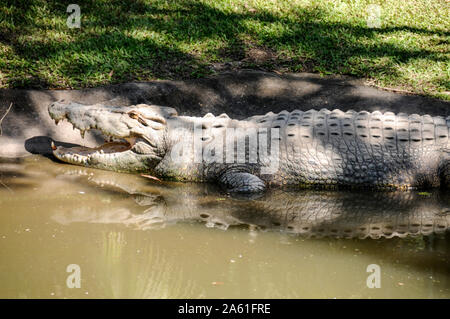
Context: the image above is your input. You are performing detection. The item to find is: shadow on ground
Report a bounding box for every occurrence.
[0,70,449,157]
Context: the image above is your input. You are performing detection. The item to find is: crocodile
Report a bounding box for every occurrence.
[50,166,450,239]
[48,100,450,192]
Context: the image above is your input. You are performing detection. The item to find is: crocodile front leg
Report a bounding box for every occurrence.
[218,171,266,193]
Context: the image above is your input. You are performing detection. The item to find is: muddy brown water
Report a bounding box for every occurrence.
[0,156,449,298]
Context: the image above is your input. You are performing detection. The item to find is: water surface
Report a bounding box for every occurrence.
[0,156,449,298]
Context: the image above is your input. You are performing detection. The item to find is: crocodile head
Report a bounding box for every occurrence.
[48,100,178,173]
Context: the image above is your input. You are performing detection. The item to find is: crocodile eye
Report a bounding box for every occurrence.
[128,111,149,126]
[128,110,140,120]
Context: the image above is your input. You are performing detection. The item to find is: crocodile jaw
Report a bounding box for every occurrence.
[48,100,172,172]
[52,141,133,166]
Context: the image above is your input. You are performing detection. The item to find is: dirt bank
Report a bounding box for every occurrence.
[0,70,448,157]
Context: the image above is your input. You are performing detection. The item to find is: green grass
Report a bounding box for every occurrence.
[0,0,449,99]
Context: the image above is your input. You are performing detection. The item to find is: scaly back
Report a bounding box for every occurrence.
[247,109,450,152]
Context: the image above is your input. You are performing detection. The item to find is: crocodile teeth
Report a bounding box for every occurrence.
[61,153,90,165]
[80,130,85,138]
[51,141,57,151]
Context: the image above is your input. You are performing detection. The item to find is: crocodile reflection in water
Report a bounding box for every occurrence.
[48,166,450,239]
